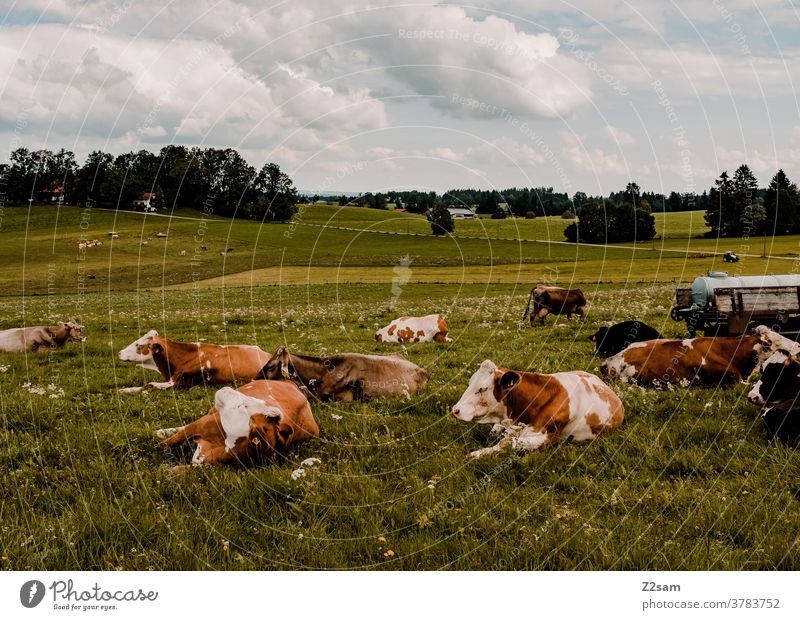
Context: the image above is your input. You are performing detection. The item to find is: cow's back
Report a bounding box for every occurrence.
[237,380,319,442]
[553,371,624,438]
[0,327,46,352]
[0,328,26,352]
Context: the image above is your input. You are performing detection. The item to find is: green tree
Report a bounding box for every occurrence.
[666,191,682,212]
[252,162,297,221]
[731,164,758,236]
[705,170,734,237]
[764,169,800,234]
[476,190,500,215]
[427,202,454,235]
[74,150,113,206]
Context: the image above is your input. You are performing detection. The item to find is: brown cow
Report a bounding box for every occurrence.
[118,330,271,393]
[0,320,85,352]
[451,360,623,458]
[259,346,428,401]
[522,286,587,326]
[156,381,319,471]
[600,325,800,387]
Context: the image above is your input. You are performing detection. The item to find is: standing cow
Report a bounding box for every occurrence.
[522,286,587,326]
[451,360,624,458]
[156,381,319,470]
[0,320,85,352]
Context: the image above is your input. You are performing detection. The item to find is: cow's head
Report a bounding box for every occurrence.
[748,349,800,405]
[59,319,87,343]
[754,325,800,363]
[214,387,286,453]
[588,327,607,343]
[259,346,293,380]
[451,359,519,424]
[118,330,159,371]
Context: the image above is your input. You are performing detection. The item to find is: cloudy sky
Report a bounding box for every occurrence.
[1,0,798,195]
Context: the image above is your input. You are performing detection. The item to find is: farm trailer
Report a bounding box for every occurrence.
[671,272,800,337]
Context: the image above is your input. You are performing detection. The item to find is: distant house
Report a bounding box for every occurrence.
[41,182,64,203]
[133,192,156,211]
[447,207,476,220]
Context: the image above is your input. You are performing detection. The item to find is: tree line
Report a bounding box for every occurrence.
[0,146,298,221]
[564,182,657,243]
[704,165,798,237]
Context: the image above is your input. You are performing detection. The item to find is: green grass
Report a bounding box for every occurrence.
[5,204,800,297]
[1,206,799,570]
[1,282,799,570]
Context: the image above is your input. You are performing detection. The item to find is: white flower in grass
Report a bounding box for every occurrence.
[0,364,9,373]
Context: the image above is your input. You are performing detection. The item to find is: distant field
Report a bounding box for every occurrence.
[1,205,799,298]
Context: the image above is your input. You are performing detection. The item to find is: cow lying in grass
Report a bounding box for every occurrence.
[259,346,428,401]
[747,349,800,447]
[375,314,450,343]
[0,320,85,352]
[156,381,319,471]
[600,326,800,387]
[118,330,271,393]
[451,360,624,458]
[589,320,663,357]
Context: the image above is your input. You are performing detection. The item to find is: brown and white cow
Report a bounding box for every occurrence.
[600,325,800,388]
[0,320,86,352]
[118,331,271,393]
[156,381,319,470]
[259,346,429,401]
[522,286,587,326]
[451,360,623,458]
[375,314,450,343]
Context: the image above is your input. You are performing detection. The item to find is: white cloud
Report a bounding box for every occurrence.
[605,125,636,145]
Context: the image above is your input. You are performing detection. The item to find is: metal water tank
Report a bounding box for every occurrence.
[690,272,800,308]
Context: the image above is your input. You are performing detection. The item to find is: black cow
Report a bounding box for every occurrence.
[588,321,663,357]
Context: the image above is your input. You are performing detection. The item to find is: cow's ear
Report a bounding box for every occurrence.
[499,371,521,391]
[150,342,164,354]
[278,425,293,444]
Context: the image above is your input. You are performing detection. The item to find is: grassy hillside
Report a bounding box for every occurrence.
[3,205,800,297]
[1,282,799,570]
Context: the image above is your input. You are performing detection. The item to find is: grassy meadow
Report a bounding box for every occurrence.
[1,205,799,570]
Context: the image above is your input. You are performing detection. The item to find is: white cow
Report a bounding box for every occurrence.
[451,360,624,458]
[375,314,450,343]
